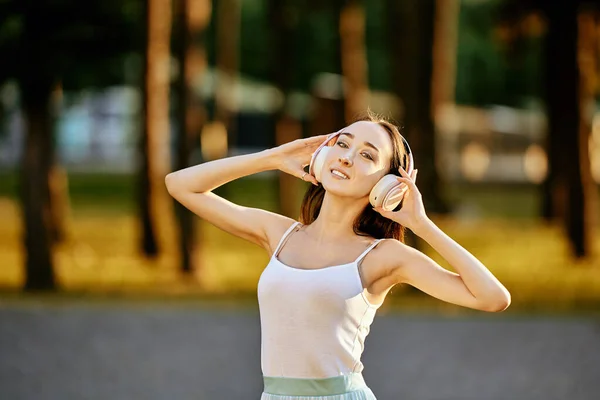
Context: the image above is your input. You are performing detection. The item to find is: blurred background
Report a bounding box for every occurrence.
[1,0,600,399]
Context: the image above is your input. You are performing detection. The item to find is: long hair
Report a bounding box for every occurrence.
[299,112,410,242]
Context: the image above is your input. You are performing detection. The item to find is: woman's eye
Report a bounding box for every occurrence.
[362,152,373,161]
[337,141,348,148]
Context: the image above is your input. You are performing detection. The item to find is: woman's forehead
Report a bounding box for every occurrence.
[343,121,393,151]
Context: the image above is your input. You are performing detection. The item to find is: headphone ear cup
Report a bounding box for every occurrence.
[309,132,340,182]
[369,174,408,211]
[312,147,330,182]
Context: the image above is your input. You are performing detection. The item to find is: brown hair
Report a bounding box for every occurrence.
[299,111,410,242]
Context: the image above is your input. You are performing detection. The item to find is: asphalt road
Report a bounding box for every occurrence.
[1,301,599,400]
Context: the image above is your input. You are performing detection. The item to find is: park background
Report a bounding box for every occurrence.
[1,0,600,399]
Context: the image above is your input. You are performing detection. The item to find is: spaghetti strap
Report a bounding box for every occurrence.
[272,221,301,257]
[354,238,384,265]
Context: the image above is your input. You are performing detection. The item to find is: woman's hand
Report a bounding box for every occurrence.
[373,167,429,232]
[272,134,329,185]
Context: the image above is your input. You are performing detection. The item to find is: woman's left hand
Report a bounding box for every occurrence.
[373,167,429,232]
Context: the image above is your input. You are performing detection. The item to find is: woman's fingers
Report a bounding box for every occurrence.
[315,134,330,141]
[304,135,329,146]
[305,169,319,185]
[395,176,418,192]
[299,170,319,186]
[399,167,418,183]
[308,176,319,186]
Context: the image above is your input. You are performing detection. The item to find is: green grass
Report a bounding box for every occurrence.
[1,172,600,314]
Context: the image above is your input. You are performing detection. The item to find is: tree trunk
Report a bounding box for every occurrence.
[542,2,593,257]
[138,0,172,258]
[385,0,449,215]
[339,0,369,122]
[47,84,69,244]
[541,6,568,222]
[310,1,346,137]
[173,0,210,274]
[269,0,303,218]
[47,165,69,244]
[576,10,597,256]
[213,0,240,148]
[275,116,303,218]
[431,0,459,120]
[20,80,57,291]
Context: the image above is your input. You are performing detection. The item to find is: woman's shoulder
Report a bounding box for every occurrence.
[359,236,408,268]
[263,216,301,255]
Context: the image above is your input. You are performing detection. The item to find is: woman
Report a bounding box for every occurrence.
[165,113,511,399]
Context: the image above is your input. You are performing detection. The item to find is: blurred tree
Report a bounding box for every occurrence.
[431,0,460,116]
[0,0,141,290]
[385,0,449,215]
[172,0,211,273]
[230,0,545,108]
[18,77,56,290]
[452,0,543,108]
[455,0,508,106]
[363,0,392,92]
[139,0,172,258]
[239,0,272,82]
[268,0,304,218]
[307,0,346,137]
[213,0,240,149]
[340,0,369,121]
[501,0,597,258]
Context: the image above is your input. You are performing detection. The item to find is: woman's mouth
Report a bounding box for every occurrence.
[330,169,350,179]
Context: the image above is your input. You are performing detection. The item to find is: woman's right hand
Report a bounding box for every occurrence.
[271,134,330,185]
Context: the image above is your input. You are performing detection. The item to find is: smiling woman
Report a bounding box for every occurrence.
[165,111,510,399]
[302,115,415,244]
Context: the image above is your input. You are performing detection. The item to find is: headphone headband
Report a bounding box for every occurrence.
[400,136,414,173]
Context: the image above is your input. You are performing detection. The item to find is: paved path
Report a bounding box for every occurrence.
[1,302,599,400]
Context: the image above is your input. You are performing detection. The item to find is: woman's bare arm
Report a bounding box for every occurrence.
[380,220,510,312]
[165,135,326,250]
[373,166,511,312]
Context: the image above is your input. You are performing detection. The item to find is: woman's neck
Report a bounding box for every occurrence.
[306,193,368,243]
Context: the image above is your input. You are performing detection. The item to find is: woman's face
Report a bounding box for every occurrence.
[321,121,394,200]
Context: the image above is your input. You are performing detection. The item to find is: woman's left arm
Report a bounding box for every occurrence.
[406,218,511,312]
[374,168,511,312]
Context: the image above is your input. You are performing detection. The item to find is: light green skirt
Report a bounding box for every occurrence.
[260,373,376,400]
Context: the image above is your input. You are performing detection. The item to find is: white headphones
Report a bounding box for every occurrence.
[308,129,415,211]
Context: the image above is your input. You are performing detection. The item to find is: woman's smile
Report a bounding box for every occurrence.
[330,168,350,179]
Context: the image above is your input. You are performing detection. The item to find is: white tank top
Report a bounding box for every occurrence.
[257,221,384,378]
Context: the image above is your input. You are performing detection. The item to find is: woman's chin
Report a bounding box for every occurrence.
[322,180,369,201]
[321,178,349,194]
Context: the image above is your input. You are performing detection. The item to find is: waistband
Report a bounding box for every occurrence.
[263,373,367,396]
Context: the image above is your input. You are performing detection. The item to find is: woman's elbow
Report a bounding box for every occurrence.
[165,172,180,196]
[484,291,511,312]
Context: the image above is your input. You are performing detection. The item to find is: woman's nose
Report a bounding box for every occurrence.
[339,155,353,166]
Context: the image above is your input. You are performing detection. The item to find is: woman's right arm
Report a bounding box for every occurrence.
[165,135,325,252]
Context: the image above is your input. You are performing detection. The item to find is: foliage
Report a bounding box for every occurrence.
[231,0,544,106]
[365,0,392,91]
[0,0,143,90]
[455,0,543,108]
[0,0,545,106]
[234,0,342,90]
